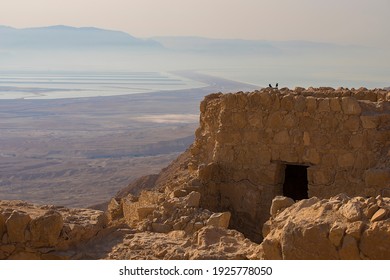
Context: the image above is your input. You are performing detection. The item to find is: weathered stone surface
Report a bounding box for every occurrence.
[339,201,361,222]
[360,221,390,259]
[107,198,123,221]
[341,97,361,115]
[339,235,360,260]
[273,130,290,144]
[329,98,341,111]
[206,212,231,229]
[360,115,379,129]
[338,153,355,168]
[364,169,390,188]
[370,208,388,222]
[30,211,63,247]
[329,223,345,247]
[152,223,172,233]
[270,196,295,216]
[6,211,31,243]
[183,191,201,208]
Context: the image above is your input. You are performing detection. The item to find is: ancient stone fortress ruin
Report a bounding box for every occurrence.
[190,87,390,241]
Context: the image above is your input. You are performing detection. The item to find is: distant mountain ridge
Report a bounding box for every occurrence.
[0,25,363,55]
[0,25,162,50]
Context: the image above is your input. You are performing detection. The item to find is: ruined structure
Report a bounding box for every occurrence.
[190,87,390,241]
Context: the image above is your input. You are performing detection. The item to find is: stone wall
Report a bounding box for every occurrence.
[190,87,390,241]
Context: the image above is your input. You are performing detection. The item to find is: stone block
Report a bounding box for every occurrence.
[360,115,379,129]
[267,112,283,127]
[306,97,317,112]
[318,98,330,112]
[231,112,247,129]
[308,168,334,186]
[206,212,231,229]
[343,116,360,132]
[329,98,341,111]
[341,97,361,115]
[273,130,290,144]
[5,211,31,243]
[259,92,272,108]
[294,95,306,111]
[258,149,271,165]
[338,153,355,167]
[349,134,364,148]
[364,169,390,188]
[281,94,294,111]
[279,149,299,163]
[137,206,156,220]
[303,148,321,165]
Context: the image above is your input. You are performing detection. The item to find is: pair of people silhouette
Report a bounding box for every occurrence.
[269,83,278,89]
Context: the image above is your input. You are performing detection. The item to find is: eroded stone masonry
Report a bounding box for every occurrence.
[190,87,390,241]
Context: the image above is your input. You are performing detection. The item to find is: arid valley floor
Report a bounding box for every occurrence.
[0,72,257,207]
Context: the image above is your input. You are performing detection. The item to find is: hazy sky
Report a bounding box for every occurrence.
[1,0,389,46]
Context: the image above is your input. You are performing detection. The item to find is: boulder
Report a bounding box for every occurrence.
[270,196,295,216]
[206,212,231,229]
[30,211,64,247]
[152,223,172,233]
[5,211,31,243]
[183,191,201,208]
[359,221,390,259]
[259,195,390,260]
[370,208,388,222]
[339,201,361,222]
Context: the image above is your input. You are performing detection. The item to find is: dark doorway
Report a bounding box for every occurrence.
[283,164,308,200]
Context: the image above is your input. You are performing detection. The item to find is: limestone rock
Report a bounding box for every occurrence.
[329,223,345,247]
[206,212,231,229]
[6,211,31,243]
[152,223,172,233]
[341,97,361,115]
[359,221,390,259]
[339,201,361,222]
[30,211,63,247]
[259,195,390,260]
[107,198,123,221]
[370,208,388,222]
[270,196,295,216]
[339,235,360,260]
[183,191,201,208]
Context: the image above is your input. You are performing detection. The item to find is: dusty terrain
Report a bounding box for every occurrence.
[0,71,257,207]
